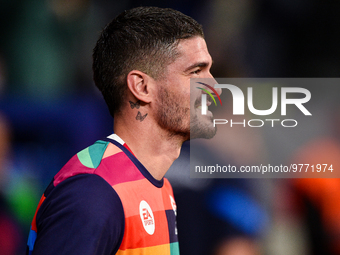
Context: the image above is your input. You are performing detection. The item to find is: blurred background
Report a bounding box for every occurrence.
[1,0,340,254]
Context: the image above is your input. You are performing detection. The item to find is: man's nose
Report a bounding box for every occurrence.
[207,74,221,96]
[213,81,222,96]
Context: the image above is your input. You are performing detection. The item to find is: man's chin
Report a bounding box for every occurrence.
[189,123,216,140]
[189,113,217,139]
[190,129,216,140]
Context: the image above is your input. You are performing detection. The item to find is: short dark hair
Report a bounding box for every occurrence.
[92,6,204,117]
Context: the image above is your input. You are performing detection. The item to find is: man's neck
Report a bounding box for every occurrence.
[113,117,183,181]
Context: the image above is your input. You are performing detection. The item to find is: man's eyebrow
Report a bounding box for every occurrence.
[184,61,211,72]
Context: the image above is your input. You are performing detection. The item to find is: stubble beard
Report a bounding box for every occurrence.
[156,86,216,141]
[156,85,190,140]
[190,112,216,140]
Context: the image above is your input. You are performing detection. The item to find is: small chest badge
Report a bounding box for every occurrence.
[139,200,155,235]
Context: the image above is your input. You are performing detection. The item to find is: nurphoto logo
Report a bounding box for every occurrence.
[198,82,312,128]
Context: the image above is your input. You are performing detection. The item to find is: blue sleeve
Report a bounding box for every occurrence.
[32,174,125,255]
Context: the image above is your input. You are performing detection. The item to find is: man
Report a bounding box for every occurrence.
[26,6,219,255]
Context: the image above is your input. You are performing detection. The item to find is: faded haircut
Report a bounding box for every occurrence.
[92,6,204,117]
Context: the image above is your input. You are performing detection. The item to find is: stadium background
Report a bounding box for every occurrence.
[1,0,340,254]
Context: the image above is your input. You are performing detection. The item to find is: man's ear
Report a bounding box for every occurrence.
[126,70,153,104]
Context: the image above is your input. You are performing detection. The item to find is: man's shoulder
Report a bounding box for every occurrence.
[53,138,143,189]
[33,173,125,255]
[54,139,115,186]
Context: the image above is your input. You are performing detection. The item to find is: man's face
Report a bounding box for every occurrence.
[155,36,220,140]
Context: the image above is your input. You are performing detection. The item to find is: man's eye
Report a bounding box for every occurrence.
[192,69,201,74]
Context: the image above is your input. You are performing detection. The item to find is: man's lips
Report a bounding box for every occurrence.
[195,97,212,108]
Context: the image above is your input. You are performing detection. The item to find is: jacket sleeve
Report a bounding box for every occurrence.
[31,174,125,255]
